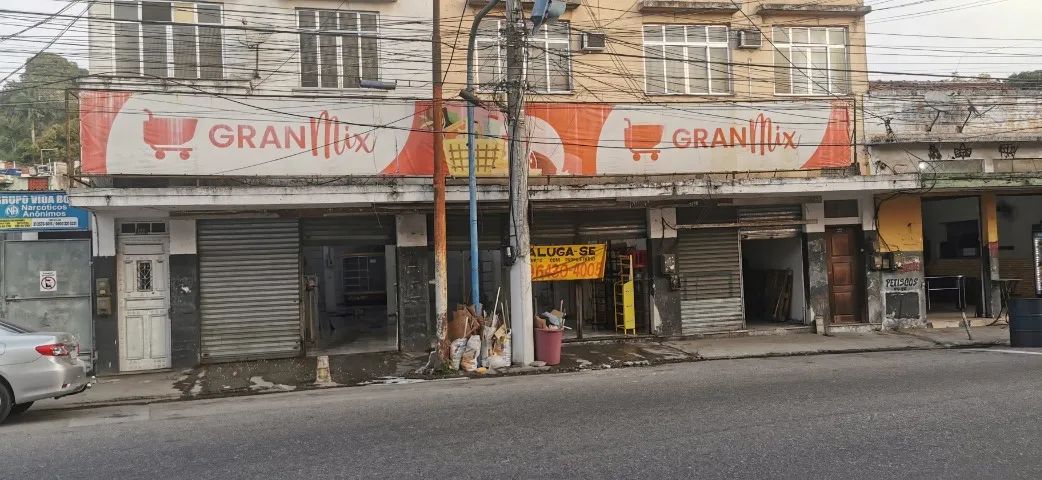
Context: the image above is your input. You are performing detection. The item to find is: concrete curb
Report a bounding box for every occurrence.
[37,340,1007,413]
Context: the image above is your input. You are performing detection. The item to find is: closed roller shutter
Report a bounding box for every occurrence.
[738,205,803,240]
[532,209,647,243]
[301,216,394,246]
[678,228,745,334]
[199,219,301,362]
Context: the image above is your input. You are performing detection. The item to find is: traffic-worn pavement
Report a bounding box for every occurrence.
[5,347,1042,479]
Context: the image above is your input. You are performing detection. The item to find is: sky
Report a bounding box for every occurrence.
[0,0,1040,84]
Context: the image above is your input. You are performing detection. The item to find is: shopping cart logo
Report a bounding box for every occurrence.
[623,118,664,161]
[142,109,199,160]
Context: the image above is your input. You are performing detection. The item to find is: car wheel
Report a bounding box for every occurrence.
[10,402,33,415]
[0,384,12,425]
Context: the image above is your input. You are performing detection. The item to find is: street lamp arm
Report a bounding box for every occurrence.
[463,0,502,313]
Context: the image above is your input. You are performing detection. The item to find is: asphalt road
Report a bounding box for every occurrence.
[4,348,1042,479]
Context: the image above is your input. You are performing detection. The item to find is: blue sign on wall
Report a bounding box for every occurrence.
[0,192,90,231]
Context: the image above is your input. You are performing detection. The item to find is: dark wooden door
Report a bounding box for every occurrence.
[826,227,863,324]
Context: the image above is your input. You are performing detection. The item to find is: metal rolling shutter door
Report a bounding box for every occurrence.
[678,228,745,334]
[199,219,302,361]
[738,205,803,240]
[301,216,395,246]
[532,209,647,243]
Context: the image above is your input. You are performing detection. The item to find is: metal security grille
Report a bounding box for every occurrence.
[738,205,804,240]
[198,219,302,362]
[678,228,745,334]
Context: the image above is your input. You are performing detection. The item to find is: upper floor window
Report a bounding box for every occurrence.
[476,20,572,93]
[773,27,849,95]
[298,10,379,88]
[643,25,731,95]
[113,1,224,79]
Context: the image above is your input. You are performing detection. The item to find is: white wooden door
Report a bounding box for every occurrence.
[118,241,171,371]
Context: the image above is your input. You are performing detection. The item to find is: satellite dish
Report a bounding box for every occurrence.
[531,0,566,31]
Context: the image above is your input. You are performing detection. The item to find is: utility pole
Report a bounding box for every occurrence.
[504,0,534,366]
[432,0,450,360]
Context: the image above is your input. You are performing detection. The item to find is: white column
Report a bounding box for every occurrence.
[169,219,197,255]
[93,213,116,257]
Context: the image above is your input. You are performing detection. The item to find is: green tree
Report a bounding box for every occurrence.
[1006,70,1042,88]
[0,53,87,165]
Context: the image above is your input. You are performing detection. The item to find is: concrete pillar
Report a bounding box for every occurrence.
[861,195,883,325]
[803,202,830,333]
[876,195,926,329]
[91,213,119,374]
[647,207,681,336]
[981,193,1001,317]
[168,219,200,368]
[396,214,432,351]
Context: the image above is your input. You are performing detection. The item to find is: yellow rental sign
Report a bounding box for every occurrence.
[530,244,607,281]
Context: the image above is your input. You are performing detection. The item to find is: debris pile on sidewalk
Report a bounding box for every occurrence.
[447,301,511,373]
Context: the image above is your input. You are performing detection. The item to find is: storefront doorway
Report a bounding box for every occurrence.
[531,209,649,339]
[301,216,398,355]
[739,206,808,328]
[742,236,807,327]
[921,197,988,319]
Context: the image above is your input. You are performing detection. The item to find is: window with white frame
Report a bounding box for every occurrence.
[112,1,223,79]
[643,25,731,95]
[772,27,849,95]
[298,10,379,88]
[476,19,572,93]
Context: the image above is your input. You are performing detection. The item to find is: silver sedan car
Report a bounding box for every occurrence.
[0,320,93,424]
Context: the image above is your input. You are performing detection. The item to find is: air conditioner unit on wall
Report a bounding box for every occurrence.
[737,30,762,49]
[581,32,607,52]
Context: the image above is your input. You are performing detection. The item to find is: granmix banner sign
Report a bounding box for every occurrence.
[0,192,90,231]
[80,91,851,176]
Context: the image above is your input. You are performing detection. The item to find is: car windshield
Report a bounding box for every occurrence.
[0,320,34,334]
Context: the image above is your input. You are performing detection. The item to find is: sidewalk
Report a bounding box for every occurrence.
[34,326,1011,412]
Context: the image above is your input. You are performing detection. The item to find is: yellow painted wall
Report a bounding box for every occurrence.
[877,195,923,252]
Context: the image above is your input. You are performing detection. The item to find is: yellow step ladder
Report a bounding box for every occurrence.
[614,254,636,335]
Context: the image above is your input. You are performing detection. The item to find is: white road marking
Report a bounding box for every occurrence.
[970,348,1042,356]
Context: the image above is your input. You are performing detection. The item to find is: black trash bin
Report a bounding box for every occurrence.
[1009,298,1042,347]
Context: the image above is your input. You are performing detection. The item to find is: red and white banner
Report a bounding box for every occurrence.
[81,91,851,176]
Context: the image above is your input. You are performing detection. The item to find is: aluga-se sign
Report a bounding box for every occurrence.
[530,244,607,281]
